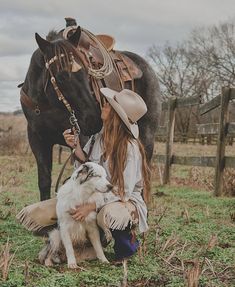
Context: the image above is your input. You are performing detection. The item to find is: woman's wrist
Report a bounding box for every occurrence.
[88,203,96,212]
[72,149,86,164]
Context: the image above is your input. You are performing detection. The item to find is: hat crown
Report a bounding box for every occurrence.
[100,87,147,138]
[114,89,147,122]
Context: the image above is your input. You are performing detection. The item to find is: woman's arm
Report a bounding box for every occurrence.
[73,142,87,163]
[70,203,96,221]
[63,129,87,163]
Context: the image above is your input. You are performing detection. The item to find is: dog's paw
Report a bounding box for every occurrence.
[68,258,78,269]
[51,254,61,264]
[38,243,50,264]
[99,257,109,264]
[105,230,112,243]
[68,262,78,269]
[45,258,54,267]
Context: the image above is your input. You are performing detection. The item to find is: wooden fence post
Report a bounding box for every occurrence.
[163,97,177,184]
[214,88,231,196]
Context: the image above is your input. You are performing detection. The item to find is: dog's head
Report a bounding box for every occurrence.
[71,162,113,194]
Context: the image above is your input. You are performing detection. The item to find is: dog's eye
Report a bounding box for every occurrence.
[88,173,101,179]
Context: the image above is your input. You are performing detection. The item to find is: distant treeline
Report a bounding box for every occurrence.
[0,109,23,116]
[148,19,235,136]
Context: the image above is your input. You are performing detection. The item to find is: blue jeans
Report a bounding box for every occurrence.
[111,228,139,260]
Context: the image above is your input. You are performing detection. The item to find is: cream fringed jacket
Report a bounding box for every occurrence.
[75,132,149,233]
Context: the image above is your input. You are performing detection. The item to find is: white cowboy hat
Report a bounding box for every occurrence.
[100,88,147,138]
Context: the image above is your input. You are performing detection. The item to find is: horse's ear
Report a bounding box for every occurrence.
[68,26,81,47]
[35,33,51,54]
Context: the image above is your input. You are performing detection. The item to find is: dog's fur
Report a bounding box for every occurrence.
[38,162,112,268]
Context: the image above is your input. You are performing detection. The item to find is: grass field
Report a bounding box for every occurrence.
[0,114,235,286]
[0,152,234,287]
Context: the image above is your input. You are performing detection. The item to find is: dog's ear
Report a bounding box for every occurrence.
[75,164,91,184]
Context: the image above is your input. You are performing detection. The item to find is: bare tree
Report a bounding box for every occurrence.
[188,21,235,97]
[148,19,235,138]
[147,43,204,137]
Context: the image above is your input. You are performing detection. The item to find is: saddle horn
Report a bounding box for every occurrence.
[65,17,77,27]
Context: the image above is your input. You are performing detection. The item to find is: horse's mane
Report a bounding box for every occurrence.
[46,30,61,41]
[45,29,76,73]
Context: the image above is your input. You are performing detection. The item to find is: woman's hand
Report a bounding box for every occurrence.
[70,203,96,221]
[63,129,78,148]
[63,128,87,162]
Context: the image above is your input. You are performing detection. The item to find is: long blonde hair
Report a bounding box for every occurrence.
[101,107,151,203]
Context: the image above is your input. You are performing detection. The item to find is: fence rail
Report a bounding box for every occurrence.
[155,154,235,168]
[156,87,235,196]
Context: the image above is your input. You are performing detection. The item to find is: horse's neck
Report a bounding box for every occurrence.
[25,58,47,103]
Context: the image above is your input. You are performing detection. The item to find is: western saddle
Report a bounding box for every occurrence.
[19,18,143,114]
[63,17,143,105]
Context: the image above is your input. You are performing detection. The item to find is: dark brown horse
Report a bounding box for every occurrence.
[21,24,161,201]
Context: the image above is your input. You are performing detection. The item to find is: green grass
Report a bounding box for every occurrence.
[0,155,235,286]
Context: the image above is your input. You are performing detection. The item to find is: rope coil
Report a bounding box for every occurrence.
[81,28,114,79]
[63,26,114,79]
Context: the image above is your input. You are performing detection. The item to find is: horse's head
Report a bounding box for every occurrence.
[35,27,102,136]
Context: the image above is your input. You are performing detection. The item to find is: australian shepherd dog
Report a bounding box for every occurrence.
[39,162,112,268]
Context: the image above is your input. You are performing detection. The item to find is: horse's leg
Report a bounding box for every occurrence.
[27,126,53,201]
[139,120,155,163]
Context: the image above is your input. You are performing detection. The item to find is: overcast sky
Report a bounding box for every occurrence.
[0,0,235,112]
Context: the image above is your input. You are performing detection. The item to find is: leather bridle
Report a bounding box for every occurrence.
[44,52,81,137]
[20,28,117,137]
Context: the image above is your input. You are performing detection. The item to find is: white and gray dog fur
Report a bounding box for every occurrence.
[38,162,112,268]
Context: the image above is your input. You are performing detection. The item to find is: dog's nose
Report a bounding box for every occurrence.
[107,184,113,191]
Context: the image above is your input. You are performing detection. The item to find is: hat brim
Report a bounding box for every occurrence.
[101,89,139,138]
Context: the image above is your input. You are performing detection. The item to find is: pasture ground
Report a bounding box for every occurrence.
[0,114,235,286]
